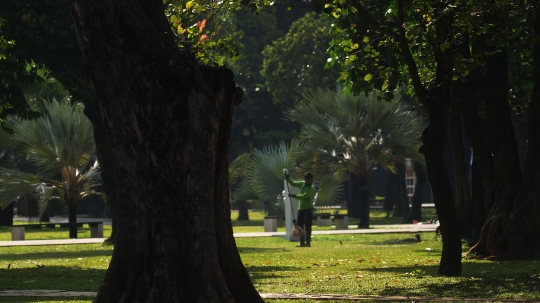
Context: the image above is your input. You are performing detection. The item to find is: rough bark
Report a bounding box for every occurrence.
[68,1,263,301]
[410,162,425,222]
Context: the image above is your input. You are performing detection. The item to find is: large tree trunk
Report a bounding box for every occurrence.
[410,162,425,222]
[468,12,540,258]
[482,46,522,217]
[68,1,263,301]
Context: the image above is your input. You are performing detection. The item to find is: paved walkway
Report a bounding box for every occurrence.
[0,289,534,302]
[0,224,437,247]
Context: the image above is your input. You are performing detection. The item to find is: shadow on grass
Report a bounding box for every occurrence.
[245,265,302,281]
[0,249,113,262]
[237,247,287,254]
[0,297,94,303]
[376,270,540,299]
[0,266,107,291]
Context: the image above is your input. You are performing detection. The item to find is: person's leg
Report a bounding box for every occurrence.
[305,209,313,246]
[296,209,306,246]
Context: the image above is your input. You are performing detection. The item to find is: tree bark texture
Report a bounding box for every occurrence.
[68,1,263,302]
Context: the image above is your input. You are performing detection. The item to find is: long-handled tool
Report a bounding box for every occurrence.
[283,169,305,238]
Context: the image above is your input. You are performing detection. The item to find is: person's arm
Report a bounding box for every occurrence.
[287,176,304,188]
[295,186,315,200]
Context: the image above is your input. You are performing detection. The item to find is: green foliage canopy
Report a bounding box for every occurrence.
[261,12,341,105]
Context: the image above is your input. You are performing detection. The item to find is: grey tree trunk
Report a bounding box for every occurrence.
[67,0,263,301]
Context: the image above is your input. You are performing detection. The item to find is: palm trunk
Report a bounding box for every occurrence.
[68,204,77,239]
[236,200,250,221]
[357,179,370,228]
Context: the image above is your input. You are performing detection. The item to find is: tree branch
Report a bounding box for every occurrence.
[396,0,428,105]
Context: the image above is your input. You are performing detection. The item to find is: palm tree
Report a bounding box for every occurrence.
[286,89,426,228]
[0,99,101,238]
[235,140,345,216]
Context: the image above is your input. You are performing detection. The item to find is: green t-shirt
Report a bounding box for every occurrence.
[287,177,315,210]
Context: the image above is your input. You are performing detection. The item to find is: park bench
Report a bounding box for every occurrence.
[315,212,348,230]
[263,216,285,232]
[10,221,104,241]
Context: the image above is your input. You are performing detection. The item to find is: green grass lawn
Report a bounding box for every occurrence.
[1,233,539,302]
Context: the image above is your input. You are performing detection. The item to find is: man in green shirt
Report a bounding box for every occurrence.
[286,171,315,247]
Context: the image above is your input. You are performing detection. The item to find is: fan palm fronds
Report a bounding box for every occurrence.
[0,99,100,217]
[286,88,426,177]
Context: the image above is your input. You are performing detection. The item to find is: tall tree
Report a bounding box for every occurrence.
[67,0,263,301]
[0,99,100,238]
[325,0,463,275]
[286,89,425,227]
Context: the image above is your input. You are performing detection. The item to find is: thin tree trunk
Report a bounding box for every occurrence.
[0,203,14,226]
[410,162,425,222]
[68,1,263,301]
[383,171,396,218]
[448,95,471,228]
[68,204,77,239]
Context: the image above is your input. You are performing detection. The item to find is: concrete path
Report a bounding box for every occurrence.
[0,224,437,247]
[0,289,534,302]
